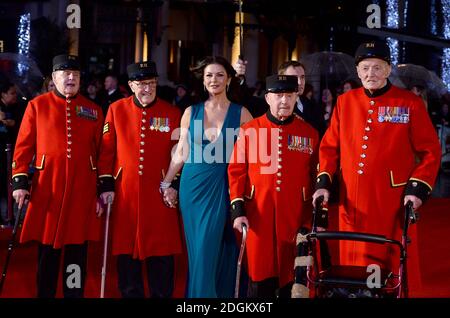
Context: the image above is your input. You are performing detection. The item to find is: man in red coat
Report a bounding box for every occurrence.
[312,42,441,286]
[12,54,104,298]
[228,75,319,297]
[97,61,183,298]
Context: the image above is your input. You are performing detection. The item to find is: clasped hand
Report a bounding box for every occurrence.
[162,187,178,208]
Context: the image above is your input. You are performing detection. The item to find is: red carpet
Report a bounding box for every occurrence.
[1,197,449,298]
[414,197,450,297]
[0,222,188,298]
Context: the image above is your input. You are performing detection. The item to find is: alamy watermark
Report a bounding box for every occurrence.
[66,264,81,289]
[366,264,382,289]
[168,120,314,175]
[66,4,81,29]
[366,4,381,29]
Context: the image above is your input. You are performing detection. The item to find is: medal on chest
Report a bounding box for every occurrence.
[288,135,313,154]
[76,106,98,121]
[149,117,170,132]
[377,106,409,124]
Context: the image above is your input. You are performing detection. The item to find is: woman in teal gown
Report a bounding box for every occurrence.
[161,56,252,297]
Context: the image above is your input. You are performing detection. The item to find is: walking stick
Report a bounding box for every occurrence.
[234,223,247,298]
[100,195,113,298]
[0,199,28,295]
[5,143,13,225]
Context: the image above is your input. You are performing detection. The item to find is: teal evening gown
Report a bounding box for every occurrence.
[179,102,242,298]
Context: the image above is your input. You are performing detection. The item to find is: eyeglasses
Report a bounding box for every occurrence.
[61,70,80,78]
[133,80,157,88]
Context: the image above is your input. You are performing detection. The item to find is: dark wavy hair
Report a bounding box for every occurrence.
[190,56,238,102]
[190,56,236,79]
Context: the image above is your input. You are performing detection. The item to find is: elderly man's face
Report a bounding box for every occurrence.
[52,69,80,97]
[129,78,157,106]
[357,58,391,92]
[265,91,297,119]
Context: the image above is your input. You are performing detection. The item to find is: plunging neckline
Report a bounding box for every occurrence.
[202,103,232,144]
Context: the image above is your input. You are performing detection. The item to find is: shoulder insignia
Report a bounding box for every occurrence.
[103,122,110,134]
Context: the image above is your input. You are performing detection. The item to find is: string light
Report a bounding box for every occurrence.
[402,0,408,27]
[442,0,450,91]
[430,0,437,35]
[17,13,31,75]
[401,0,408,62]
[442,0,450,39]
[17,13,30,56]
[386,0,399,65]
[387,38,399,65]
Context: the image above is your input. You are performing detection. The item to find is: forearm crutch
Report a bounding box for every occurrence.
[0,200,28,295]
[234,224,247,298]
[100,195,113,298]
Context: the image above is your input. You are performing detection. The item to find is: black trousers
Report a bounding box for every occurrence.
[37,243,88,298]
[117,254,174,298]
[247,277,293,298]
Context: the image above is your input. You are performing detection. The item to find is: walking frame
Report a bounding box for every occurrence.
[292,197,417,298]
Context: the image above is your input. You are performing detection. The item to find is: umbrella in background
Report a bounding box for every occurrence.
[238,0,244,60]
[301,51,358,101]
[0,52,44,100]
[389,63,448,99]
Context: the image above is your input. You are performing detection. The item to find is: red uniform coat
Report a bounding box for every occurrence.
[13,91,104,248]
[318,85,441,269]
[97,96,182,260]
[228,113,319,286]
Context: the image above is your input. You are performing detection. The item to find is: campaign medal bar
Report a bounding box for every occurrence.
[378,106,385,123]
[150,117,155,130]
[165,118,170,132]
